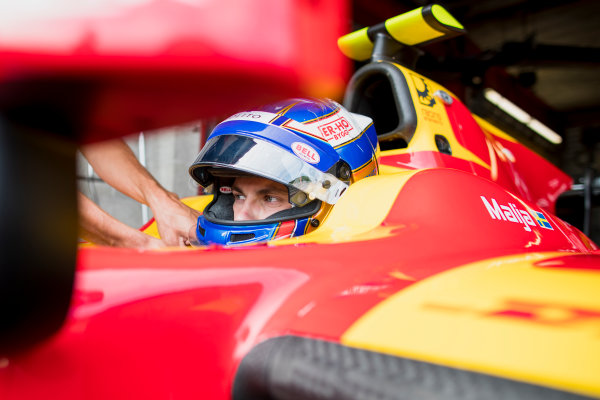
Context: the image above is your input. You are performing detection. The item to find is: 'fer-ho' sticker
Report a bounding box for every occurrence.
[292,142,320,164]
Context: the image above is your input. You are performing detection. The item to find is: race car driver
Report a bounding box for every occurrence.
[188,97,380,246]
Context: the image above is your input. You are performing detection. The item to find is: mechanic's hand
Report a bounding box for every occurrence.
[139,234,169,249]
[148,191,201,247]
[187,223,202,247]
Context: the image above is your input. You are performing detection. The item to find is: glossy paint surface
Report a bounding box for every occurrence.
[1,168,597,399]
[343,251,600,397]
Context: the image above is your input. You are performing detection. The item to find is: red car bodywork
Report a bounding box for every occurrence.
[1,2,599,400]
[1,163,594,398]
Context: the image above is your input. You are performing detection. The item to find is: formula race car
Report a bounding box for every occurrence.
[1,3,599,400]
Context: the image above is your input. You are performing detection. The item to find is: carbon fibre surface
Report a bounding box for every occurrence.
[233,336,594,400]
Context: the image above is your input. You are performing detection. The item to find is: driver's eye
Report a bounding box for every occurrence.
[264,194,286,207]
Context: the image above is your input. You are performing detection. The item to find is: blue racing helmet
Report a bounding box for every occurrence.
[189,98,379,246]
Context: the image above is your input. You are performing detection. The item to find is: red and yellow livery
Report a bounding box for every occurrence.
[0,3,598,400]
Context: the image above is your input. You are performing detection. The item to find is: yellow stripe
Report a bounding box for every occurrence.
[268,116,289,124]
[353,156,374,172]
[282,123,329,145]
[333,126,368,150]
[342,253,600,397]
[302,106,340,124]
[276,101,300,116]
[270,222,282,239]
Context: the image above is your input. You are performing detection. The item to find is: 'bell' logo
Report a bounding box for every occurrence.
[292,142,320,164]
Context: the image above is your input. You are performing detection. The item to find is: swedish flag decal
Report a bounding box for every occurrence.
[533,211,553,230]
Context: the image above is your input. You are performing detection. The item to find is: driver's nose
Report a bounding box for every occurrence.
[234,198,257,221]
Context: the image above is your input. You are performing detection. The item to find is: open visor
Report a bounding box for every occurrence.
[191,135,349,205]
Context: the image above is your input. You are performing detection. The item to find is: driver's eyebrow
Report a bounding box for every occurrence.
[232,183,288,197]
[256,185,288,196]
[231,184,245,195]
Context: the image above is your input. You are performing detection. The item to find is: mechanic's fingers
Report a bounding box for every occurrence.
[157,230,179,247]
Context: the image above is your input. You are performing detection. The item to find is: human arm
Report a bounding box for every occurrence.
[80,139,200,246]
[78,192,165,248]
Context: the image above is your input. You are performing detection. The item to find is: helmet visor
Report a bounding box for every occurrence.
[192,135,348,205]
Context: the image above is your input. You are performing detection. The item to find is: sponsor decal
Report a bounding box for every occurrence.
[411,74,436,107]
[480,196,553,231]
[317,116,354,142]
[224,111,274,124]
[532,210,553,229]
[292,142,320,164]
[422,108,443,125]
[220,186,232,194]
[231,112,262,119]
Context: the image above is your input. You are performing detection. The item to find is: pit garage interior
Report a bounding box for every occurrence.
[78,0,600,242]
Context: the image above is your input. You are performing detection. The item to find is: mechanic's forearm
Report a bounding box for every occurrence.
[80,138,198,246]
[80,138,166,207]
[77,192,162,248]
